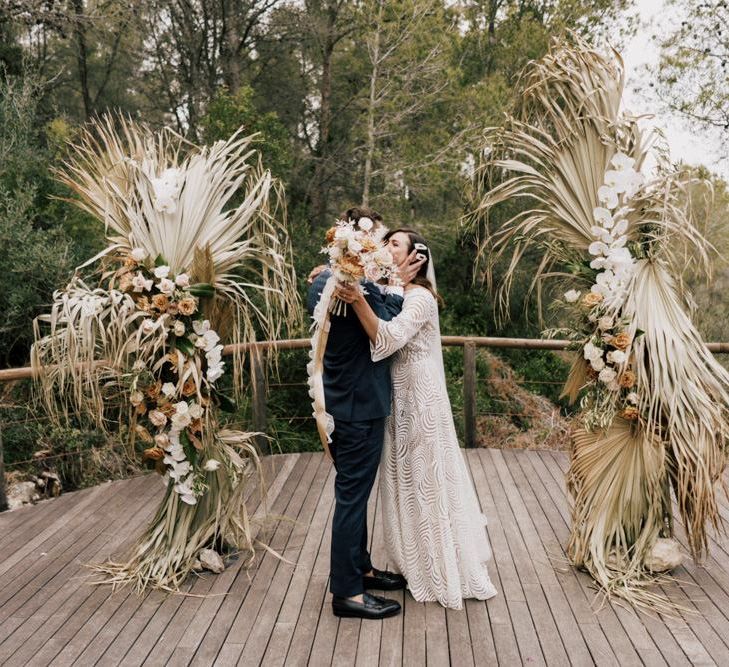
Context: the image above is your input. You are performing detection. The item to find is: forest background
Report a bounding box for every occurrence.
[1,0,728,490]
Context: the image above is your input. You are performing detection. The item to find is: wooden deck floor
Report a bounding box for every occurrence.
[3,450,729,666]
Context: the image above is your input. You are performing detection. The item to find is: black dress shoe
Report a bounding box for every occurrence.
[362,567,407,591]
[332,593,401,619]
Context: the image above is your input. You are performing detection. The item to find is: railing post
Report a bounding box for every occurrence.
[463,340,477,448]
[0,422,8,511]
[250,346,269,453]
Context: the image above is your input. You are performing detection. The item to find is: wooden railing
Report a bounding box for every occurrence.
[3,336,729,510]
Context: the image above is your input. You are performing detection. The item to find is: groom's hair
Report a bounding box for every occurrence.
[383,227,443,306]
[340,206,383,227]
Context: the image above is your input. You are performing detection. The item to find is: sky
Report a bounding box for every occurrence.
[622,0,728,178]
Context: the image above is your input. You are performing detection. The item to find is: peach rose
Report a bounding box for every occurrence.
[611,332,631,351]
[152,294,169,312]
[619,370,636,388]
[325,226,338,243]
[178,297,198,316]
[582,292,604,307]
[338,254,364,279]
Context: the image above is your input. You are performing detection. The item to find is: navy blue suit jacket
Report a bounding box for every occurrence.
[307,270,403,422]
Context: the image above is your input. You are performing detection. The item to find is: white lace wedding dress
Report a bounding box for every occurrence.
[372,286,497,609]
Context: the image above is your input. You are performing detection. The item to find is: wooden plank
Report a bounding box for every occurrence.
[185,453,312,665]
[263,463,335,666]
[465,450,520,664]
[235,454,331,666]
[0,485,154,646]
[477,450,546,665]
[261,458,334,666]
[500,450,594,665]
[331,474,380,667]
[211,453,322,664]
[0,476,161,666]
[0,480,116,580]
[444,605,478,666]
[424,603,448,666]
[401,595,426,666]
[0,484,94,551]
[520,452,690,666]
[98,455,298,666]
[513,452,621,666]
[0,475,156,631]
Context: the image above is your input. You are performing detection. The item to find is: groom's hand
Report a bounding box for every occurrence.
[397,250,426,285]
[307,264,328,284]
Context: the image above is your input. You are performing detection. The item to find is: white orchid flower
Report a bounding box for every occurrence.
[593,207,614,227]
[154,265,171,279]
[597,185,619,208]
[564,289,581,303]
[610,152,635,171]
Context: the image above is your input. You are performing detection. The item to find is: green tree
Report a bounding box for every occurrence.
[201,86,292,179]
[651,0,729,156]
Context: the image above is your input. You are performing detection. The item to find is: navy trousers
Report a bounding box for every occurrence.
[328,417,385,598]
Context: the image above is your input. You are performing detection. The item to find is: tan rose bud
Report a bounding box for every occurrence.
[135,424,154,443]
[621,406,639,420]
[145,381,162,400]
[182,378,197,397]
[325,226,337,243]
[142,446,165,461]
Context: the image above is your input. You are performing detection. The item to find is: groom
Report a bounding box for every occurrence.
[307,207,419,620]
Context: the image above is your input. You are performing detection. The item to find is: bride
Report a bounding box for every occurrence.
[336,228,497,609]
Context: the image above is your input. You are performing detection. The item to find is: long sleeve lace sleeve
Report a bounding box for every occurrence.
[371,289,435,362]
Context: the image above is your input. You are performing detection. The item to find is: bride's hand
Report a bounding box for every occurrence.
[335,283,364,305]
[395,250,426,286]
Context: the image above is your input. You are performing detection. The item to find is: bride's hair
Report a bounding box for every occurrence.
[383,227,443,306]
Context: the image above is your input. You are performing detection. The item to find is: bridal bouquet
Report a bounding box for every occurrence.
[469,37,729,609]
[322,217,397,314]
[32,116,299,591]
